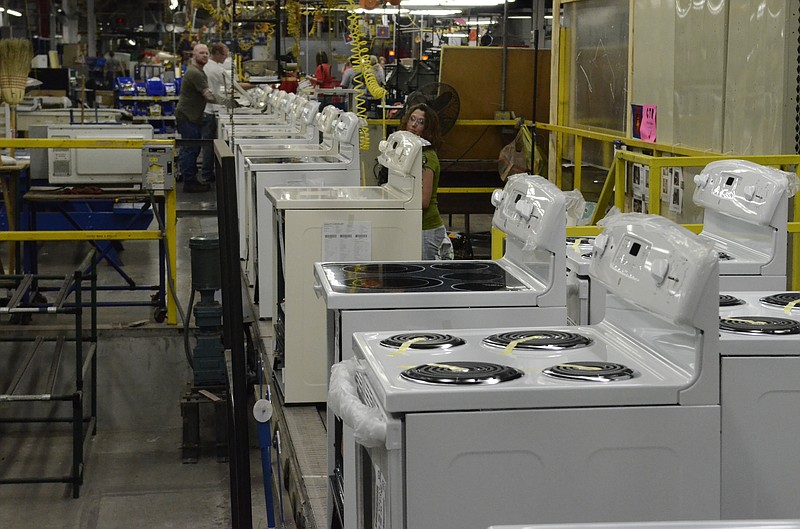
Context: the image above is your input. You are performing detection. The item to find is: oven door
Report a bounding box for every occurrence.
[352,370,404,529]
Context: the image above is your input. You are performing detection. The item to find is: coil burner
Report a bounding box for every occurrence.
[719,294,746,307]
[720,316,800,335]
[483,330,593,351]
[379,333,466,349]
[542,361,635,382]
[400,361,524,385]
[760,293,800,311]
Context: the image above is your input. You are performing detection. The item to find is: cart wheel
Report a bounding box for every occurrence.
[154,307,167,323]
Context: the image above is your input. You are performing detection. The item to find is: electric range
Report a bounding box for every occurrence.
[245,111,362,317]
[565,236,606,324]
[315,173,567,529]
[693,159,796,291]
[488,522,800,529]
[717,290,800,519]
[331,213,720,529]
[263,130,423,404]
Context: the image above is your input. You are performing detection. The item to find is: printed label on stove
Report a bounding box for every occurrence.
[323,221,372,261]
[374,464,387,529]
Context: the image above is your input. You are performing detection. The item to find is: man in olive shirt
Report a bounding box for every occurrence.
[175,43,220,192]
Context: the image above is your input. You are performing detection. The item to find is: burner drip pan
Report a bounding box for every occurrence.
[760,293,800,310]
[720,316,800,335]
[719,294,746,307]
[543,361,635,382]
[380,333,466,349]
[483,330,593,350]
[401,361,524,385]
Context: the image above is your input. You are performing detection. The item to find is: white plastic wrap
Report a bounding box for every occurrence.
[702,160,800,198]
[564,189,587,227]
[328,358,386,448]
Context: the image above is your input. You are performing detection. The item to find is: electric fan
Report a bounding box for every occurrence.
[404,82,460,135]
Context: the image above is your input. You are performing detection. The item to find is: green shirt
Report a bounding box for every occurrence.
[421,147,443,230]
[175,64,209,124]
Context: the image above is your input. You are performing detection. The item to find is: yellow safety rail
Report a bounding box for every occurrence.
[0,138,179,324]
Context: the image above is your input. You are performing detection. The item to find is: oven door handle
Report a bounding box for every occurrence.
[328,359,387,448]
[312,279,324,298]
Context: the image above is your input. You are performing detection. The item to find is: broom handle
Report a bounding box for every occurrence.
[9,106,15,158]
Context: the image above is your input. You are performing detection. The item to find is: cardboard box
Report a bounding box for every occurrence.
[95,90,115,107]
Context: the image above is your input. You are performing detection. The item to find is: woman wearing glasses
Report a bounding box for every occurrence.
[399,103,454,260]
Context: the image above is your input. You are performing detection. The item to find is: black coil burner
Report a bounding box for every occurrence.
[400,361,524,385]
[483,330,593,350]
[430,262,491,271]
[717,251,734,261]
[379,333,466,349]
[343,276,443,290]
[720,316,800,335]
[719,294,746,307]
[760,293,800,310]
[341,264,425,275]
[543,361,635,382]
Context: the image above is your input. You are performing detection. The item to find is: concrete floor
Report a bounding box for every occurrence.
[0,181,493,528]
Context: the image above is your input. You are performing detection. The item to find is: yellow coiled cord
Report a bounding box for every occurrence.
[286,0,302,62]
[345,1,388,149]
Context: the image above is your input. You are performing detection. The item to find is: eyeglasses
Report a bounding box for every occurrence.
[408,115,425,127]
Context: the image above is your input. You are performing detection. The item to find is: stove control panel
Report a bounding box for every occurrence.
[491,174,566,250]
[693,159,789,226]
[378,131,424,178]
[333,112,362,146]
[591,214,716,322]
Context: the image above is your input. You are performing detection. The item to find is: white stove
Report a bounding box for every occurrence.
[717,289,800,519]
[331,214,721,529]
[488,522,800,529]
[250,111,363,319]
[315,173,570,529]
[263,130,424,404]
[693,159,796,291]
[565,236,605,325]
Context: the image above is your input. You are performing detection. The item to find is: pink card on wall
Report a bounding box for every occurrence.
[639,104,657,142]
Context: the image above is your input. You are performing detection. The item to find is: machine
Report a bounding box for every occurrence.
[693,159,795,291]
[263,130,425,404]
[718,290,800,519]
[330,214,721,529]
[249,111,363,319]
[315,172,570,529]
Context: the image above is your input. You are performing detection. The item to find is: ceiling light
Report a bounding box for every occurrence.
[128,39,137,46]
[460,19,494,25]
[408,9,462,15]
[6,8,22,16]
[354,7,409,14]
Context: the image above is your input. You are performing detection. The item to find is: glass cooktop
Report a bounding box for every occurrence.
[321,261,530,293]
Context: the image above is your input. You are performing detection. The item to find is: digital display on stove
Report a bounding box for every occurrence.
[725,176,735,186]
[322,261,531,293]
[630,242,642,256]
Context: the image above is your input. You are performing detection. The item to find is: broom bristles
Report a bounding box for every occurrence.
[0,39,34,106]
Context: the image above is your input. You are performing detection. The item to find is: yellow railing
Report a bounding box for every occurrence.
[0,138,179,324]
[493,124,800,289]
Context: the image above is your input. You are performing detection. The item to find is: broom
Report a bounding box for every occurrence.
[0,38,33,272]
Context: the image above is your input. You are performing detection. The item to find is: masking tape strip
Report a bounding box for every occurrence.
[428,363,469,372]
[571,238,582,251]
[388,337,427,357]
[784,299,800,314]
[503,335,545,356]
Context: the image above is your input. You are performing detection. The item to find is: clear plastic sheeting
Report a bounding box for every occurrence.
[563,189,587,227]
[693,159,799,226]
[328,359,386,448]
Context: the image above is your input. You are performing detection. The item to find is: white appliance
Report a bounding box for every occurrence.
[29,124,155,185]
[565,236,605,325]
[315,172,570,529]
[264,130,425,404]
[218,97,318,141]
[330,213,721,529]
[717,290,800,519]
[693,159,795,291]
[250,111,363,319]
[228,102,332,265]
[488,522,800,529]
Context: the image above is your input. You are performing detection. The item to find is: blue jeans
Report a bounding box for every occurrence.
[177,118,202,184]
[200,113,217,182]
[422,225,454,260]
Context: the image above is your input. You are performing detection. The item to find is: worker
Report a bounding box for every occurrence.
[200,42,230,184]
[104,51,124,87]
[399,103,453,259]
[175,43,224,193]
[309,51,336,89]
